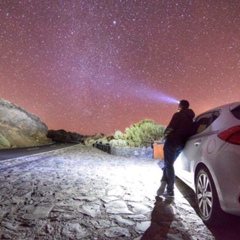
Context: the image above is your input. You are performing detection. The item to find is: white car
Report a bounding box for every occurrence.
[175,102,240,225]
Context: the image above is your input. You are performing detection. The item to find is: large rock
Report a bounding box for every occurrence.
[0,98,52,148]
[47,129,85,143]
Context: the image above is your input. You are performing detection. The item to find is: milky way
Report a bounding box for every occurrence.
[1,0,239,134]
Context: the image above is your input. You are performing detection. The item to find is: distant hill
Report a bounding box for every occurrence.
[0,98,52,148]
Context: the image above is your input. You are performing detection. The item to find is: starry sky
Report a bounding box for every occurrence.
[1,0,239,135]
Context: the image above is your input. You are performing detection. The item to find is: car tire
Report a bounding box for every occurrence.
[195,168,226,226]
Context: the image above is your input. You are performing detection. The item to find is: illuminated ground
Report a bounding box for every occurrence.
[0,144,214,239]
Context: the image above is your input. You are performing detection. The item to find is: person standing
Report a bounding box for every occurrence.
[157,100,195,197]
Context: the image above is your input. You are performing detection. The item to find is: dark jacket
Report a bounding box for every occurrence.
[164,108,195,144]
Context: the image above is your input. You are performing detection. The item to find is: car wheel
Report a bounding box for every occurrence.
[195,168,225,225]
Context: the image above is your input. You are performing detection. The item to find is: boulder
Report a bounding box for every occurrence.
[0,98,52,148]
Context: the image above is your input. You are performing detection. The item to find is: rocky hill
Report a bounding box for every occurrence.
[0,98,52,148]
[47,129,86,144]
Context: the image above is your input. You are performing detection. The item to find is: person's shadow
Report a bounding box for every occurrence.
[141,196,175,240]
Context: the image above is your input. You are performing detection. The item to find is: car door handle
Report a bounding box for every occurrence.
[194,141,201,146]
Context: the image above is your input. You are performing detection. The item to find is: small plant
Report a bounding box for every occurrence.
[109,139,128,147]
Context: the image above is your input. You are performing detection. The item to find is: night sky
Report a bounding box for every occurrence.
[1,1,239,135]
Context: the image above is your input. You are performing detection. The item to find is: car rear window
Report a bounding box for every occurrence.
[231,105,240,120]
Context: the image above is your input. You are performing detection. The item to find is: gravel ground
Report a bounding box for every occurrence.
[0,144,214,240]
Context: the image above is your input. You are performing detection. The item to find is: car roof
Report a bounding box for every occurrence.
[197,101,240,116]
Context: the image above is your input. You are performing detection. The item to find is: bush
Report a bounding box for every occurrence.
[109,139,128,147]
[113,119,165,147]
[85,119,165,148]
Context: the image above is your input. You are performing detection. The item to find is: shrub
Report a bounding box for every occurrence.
[112,119,165,147]
[109,139,128,147]
[85,119,165,148]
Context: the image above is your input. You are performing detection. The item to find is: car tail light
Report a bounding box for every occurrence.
[218,125,240,145]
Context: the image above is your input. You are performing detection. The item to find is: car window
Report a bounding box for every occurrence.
[196,112,212,133]
[231,105,240,120]
[212,111,220,122]
[193,111,220,134]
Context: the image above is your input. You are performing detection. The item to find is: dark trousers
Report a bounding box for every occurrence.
[161,140,184,192]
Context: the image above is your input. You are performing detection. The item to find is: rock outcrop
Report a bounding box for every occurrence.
[0,98,52,148]
[47,129,86,143]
